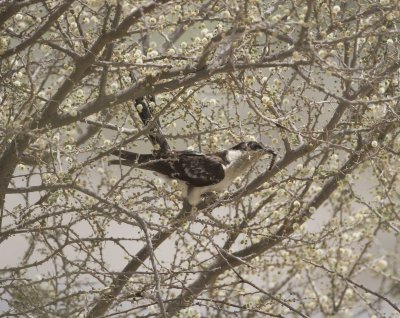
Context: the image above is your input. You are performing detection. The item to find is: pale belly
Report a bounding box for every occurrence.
[155,156,255,206]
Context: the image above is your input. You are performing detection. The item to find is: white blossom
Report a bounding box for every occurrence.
[332,5,341,14]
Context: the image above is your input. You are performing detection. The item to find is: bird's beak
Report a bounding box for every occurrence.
[261,145,277,156]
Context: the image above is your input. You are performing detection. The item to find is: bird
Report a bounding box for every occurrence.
[110,141,276,206]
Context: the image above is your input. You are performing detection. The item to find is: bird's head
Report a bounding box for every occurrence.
[231,141,276,157]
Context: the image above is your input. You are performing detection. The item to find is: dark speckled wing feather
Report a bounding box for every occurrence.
[139,151,225,187]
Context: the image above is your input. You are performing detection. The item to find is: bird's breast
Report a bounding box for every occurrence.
[207,160,249,191]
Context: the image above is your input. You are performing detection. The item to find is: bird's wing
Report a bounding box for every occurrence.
[139,151,225,187]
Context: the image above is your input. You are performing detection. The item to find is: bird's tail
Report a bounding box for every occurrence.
[109,149,155,166]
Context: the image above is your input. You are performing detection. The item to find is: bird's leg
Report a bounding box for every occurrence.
[186,186,202,207]
[180,198,198,226]
[182,199,193,214]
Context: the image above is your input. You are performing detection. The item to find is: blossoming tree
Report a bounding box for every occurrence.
[0,0,399,317]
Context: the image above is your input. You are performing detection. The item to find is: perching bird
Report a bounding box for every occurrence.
[110,141,276,206]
